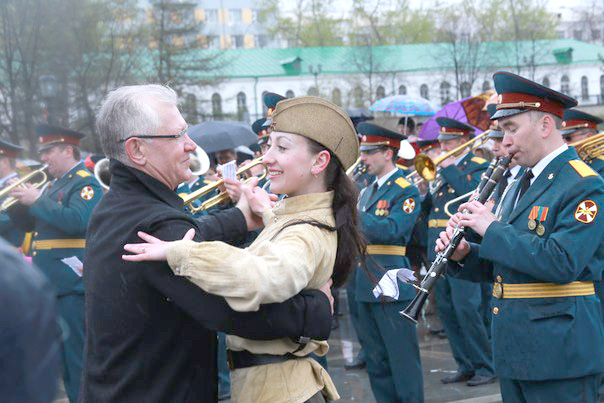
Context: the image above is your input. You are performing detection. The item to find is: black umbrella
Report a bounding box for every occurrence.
[188,121,257,153]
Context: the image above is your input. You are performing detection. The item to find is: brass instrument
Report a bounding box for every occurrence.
[190,146,210,176]
[0,164,49,211]
[414,131,490,181]
[346,158,363,176]
[181,158,267,214]
[94,158,111,190]
[570,132,604,161]
[443,157,499,217]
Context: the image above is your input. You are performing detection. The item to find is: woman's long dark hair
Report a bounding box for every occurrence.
[276,139,366,288]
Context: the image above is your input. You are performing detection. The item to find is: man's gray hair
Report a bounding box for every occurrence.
[96,84,178,164]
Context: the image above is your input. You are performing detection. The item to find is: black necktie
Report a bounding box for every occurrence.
[495,170,512,201]
[363,182,379,209]
[516,169,533,203]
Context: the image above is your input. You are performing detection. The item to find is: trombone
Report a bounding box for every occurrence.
[181,158,267,214]
[0,164,49,211]
[414,131,490,181]
[570,132,604,161]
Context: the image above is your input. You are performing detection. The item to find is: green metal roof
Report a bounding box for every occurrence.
[187,39,604,79]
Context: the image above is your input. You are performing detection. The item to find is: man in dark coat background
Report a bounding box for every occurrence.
[80,84,333,402]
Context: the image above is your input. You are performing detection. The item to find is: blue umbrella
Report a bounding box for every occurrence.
[369,95,437,116]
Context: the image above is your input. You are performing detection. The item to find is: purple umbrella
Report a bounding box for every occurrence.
[419,95,491,141]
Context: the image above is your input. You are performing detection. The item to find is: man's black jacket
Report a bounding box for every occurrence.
[80,160,331,402]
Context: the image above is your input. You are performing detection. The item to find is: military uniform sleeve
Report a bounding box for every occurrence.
[165,224,331,312]
[440,163,483,195]
[29,178,102,234]
[480,179,604,283]
[360,186,420,244]
[140,219,332,340]
[448,242,494,283]
[6,203,36,231]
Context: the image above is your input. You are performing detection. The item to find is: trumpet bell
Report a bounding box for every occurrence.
[190,146,210,177]
[414,155,437,181]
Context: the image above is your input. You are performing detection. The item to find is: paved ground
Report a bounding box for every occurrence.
[55,290,502,403]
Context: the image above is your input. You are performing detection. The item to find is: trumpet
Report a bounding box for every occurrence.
[401,155,512,324]
[0,164,49,211]
[570,132,604,161]
[443,157,499,217]
[181,158,267,214]
[414,131,490,181]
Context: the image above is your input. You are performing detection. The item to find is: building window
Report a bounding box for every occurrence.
[229,9,242,22]
[460,82,471,98]
[593,30,601,40]
[261,91,268,116]
[600,75,604,103]
[205,9,218,22]
[420,84,429,100]
[307,86,319,96]
[561,75,570,95]
[231,35,244,49]
[398,84,407,95]
[184,93,197,122]
[440,81,451,105]
[332,88,342,106]
[581,76,589,101]
[236,92,248,121]
[255,35,268,48]
[206,35,220,49]
[573,30,583,40]
[353,86,364,107]
[376,85,386,100]
[542,77,550,88]
[482,80,490,92]
[211,93,222,119]
[251,9,259,23]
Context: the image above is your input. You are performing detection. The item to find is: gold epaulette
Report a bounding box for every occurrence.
[471,156,487,165]
[569,160,597,178]
[597,156,604,161]
[76,170,92,178]
[395,177,410,189]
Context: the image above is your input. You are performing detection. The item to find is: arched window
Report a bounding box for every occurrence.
[542,77,550,88]
[211,93,222,120]
[460,82,471,98]
[420,84,429,100]
[285,89,295,98]
[261,91,268,116]
[332,88,342,106]
[353,86,364,107]
[600,75,604,103]
[581,76,589,101]
[236,91,248,122]
[307,86,319,96]
[482,80,491,92]
[398,84,407,95]
[376,85,386,100]
[561,75,570,95]
[184,93,197,122]
[440,81,451,105]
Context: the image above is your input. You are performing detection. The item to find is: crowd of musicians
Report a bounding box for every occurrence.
[1,70,604,403]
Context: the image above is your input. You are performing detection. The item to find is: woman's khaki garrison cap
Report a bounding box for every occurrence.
[271,96,360,170]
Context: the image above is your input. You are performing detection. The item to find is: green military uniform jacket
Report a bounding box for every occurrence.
[458,147,604,380]
[10,162,102,295]
[422,152,489,260]
[355,169,421,302]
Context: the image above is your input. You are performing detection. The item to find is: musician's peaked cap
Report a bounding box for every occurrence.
[252,118,269,145]
[491,71,577,120]
[271,96,359,170]
[36,123,85,151]
[357,122,405,152]
[262,92,287,128]
[0,139,23,158]
[436,117,474,141]
[562,109,602,136]
[486,104,503,139]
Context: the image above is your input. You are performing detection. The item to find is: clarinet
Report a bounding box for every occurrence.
[400,155,513,324]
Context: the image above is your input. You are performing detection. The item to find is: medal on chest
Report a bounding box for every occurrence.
[375,200,390,216]
[528,206,548,236]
